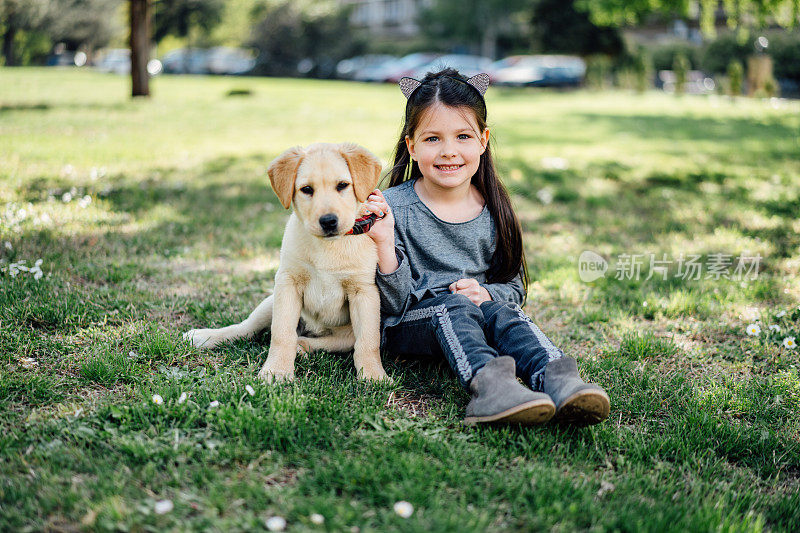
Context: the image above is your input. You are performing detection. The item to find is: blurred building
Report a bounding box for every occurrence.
[340,0,428,37]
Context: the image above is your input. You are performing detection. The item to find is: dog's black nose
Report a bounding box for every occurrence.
[319,213,338,233]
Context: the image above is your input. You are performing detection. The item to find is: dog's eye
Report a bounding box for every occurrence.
[336,182,350,192]
[300,186,314,195]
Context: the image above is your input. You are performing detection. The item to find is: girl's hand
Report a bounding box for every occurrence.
[449,278,492,306]
[362,189,394,246]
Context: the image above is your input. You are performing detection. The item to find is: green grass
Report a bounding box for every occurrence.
[1,68,799,531]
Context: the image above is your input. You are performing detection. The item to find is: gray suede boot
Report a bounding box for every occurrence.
[463,356,555,426]
[543,357,610,426]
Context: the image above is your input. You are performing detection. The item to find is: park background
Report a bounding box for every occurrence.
[2,1,800,531]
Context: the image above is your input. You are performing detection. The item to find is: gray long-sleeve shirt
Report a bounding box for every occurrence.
[376,179,525,332]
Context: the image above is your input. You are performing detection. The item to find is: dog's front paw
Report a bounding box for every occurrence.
[184,329,223,349]
[357,363,393,384]
[257,360,296,383]
[296,338,312,357]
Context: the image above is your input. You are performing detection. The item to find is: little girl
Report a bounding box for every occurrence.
[363,68,609,426]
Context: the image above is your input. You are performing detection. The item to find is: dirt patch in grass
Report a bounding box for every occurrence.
[385,390,439,418]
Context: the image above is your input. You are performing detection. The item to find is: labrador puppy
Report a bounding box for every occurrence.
[184,143,389,383]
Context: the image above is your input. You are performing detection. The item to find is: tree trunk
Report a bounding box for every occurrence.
[130,0,150,97]
[2,27,17,67]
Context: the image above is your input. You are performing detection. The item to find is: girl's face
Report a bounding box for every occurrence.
[405,104,489,192]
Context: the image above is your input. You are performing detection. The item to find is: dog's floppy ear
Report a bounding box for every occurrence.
[268,146,306,209]
[338,143,382,203]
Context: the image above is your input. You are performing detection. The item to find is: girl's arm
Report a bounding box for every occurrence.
[364,190,414,315]
[481,271,525,305]
[375,240,414,314]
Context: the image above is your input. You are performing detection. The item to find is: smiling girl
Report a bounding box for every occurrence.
[362,68,610,426]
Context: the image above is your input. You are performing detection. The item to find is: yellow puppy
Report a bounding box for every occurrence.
[184,143,389,383]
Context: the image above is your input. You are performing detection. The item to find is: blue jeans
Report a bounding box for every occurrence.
[382,293,564,391]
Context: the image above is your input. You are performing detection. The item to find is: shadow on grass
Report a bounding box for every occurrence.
[0,101,132,114]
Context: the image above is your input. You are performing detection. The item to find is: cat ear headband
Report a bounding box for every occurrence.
[398,73,490,99]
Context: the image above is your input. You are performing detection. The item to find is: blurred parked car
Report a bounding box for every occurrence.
[491,55,586,87]
[93,48,162,76]
[46,47,76,67]
[410,54,494,79]
[206,47,256,75]
[372,52,441,82]
[336,55,396,80]
[161,48,210,74]
[95,48,130,74]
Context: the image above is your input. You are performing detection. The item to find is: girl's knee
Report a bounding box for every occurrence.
[442,293,482,313]
[480,300,521,321]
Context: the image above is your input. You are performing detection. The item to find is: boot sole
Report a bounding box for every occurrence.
[463,398,555,426]
[554,389,610,426]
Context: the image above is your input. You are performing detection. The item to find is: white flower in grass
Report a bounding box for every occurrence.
[393,501,414,518]
[642,301,648,307]
[245,385,255,396]
[769,324,781,332]
[152,394,164,405]
[178,392,188,404]
[3,241,10,250]
[29,259,43,281]
[265,516,287,531]
[62,192,72,203]
[209,400,220,408]
[154,499,173,514]
[784,337,796,350]
[78,195,91,208]
[19,357,38,369]
[776,310,787,318]
[746,323,761,336]
[310,513,325,525]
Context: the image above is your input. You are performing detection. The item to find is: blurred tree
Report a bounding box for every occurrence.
[0,0,49,65]
[576,0,800,35]
[727,58,743,95]
[418,0,529,58]
[633,47,652,91]
[130,0,149,97]
[530,0,624,56]
[206,0,260,47]
[672,51,689,94]
[248,1,364,78]
[46,0,122,54]
[152,0,223,42]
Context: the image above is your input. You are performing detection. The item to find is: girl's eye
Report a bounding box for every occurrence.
[336,182,349,192]
[300,186,314,195]
[423,136,438,142]
[458,133,471,140]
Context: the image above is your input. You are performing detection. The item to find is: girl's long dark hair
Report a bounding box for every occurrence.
[387,68,529,295]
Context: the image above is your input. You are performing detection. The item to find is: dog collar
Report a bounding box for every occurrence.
[346,213,381,235]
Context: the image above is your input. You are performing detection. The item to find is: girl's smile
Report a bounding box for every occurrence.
[434,164,464,173]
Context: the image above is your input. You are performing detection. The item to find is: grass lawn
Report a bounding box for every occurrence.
[1,68,799,531]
